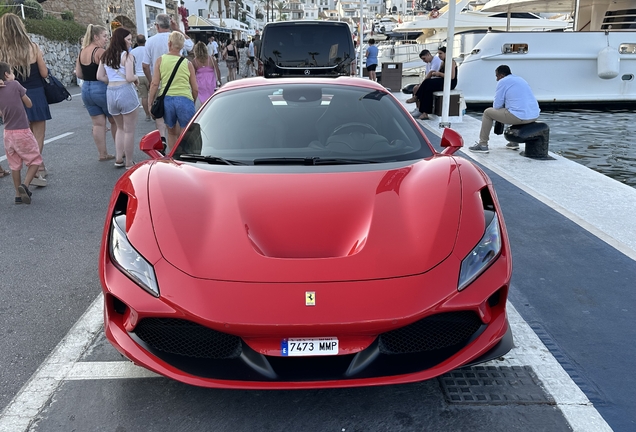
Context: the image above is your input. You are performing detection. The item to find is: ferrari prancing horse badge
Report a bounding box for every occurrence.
[305,291,315,306]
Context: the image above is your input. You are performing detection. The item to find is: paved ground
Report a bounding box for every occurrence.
[0,79,633,431]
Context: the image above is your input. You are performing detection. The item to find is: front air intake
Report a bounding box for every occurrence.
[133,318,242,359]
[378,311,483,355]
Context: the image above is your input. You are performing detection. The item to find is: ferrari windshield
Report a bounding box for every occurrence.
[175,82,434,164]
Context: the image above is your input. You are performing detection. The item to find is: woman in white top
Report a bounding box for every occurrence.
[97,27,139,169]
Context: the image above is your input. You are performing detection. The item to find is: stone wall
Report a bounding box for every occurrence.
[29,34,80,86]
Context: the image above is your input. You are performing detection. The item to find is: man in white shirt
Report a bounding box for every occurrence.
[207,36,219,60]
[142,13,193,141]
[422,49,442,76]
[130,35,151,121]
[469,65,540,153]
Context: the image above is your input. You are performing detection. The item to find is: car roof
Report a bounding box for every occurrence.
[216,77,387,93]
[263,20,350,27]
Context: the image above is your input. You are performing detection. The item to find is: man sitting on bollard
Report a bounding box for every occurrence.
[469,65,539,154]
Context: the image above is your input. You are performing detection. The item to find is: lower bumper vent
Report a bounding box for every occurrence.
[379,311,483,355]
[133,318,242,359]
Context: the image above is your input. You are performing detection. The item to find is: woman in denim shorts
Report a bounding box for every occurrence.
[148,32,198,152]
[97,28,140,169]
[75,24,117,161]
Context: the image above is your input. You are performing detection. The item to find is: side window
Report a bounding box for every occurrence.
[619,43,636,54]
[502,43,528,54]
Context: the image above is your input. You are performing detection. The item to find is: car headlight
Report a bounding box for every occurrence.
[458,212,501,291]
[109,214,160,297]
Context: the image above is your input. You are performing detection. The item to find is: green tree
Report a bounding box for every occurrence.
[274,1,285,21]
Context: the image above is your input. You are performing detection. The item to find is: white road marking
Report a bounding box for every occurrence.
[0,132,73,163]
[66,361,159,380]
[44,132,74,144]
[0,295,103,432]
[483,304,612,432]
[0,294,612,432]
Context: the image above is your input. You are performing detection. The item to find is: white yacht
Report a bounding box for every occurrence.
[457,0,636,105]
[381,0,569,71]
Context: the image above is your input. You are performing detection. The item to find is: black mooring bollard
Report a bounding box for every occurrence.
[504,122,552,160]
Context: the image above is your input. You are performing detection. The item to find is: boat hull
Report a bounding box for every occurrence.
[457,31,636,105]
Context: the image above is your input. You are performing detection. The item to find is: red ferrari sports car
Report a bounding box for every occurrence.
[99,77,513,389]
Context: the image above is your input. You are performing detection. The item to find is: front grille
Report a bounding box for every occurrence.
[379,311,483,355]
[133,318,242,359]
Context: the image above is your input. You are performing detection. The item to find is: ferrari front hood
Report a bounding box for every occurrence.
[147,158,462,282]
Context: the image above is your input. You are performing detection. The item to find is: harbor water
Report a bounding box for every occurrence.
[467,108,636,189]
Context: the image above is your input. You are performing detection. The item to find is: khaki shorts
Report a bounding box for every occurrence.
[137,76,149,98]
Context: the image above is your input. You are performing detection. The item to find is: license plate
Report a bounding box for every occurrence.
[281,338,339,357]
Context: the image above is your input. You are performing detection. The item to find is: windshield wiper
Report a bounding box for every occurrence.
[253,157,381,165]
[178,154,246,165]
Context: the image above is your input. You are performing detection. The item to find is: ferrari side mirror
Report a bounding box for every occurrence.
[440,128,464,155]
[140,130,164,159]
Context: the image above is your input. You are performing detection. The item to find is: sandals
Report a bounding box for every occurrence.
[99,154,115,161]
[18,183,32,205]
[418,113,430,120]
[0,168,10,178]
[405,97,417,104]
[114,160,125,168]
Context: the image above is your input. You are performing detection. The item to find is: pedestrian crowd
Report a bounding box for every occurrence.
[1,12,271,205]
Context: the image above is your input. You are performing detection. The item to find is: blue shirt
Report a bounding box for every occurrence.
[366,45,378,67]
[493,74,540,120]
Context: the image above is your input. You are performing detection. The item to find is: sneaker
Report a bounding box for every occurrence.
[31,175,47,187]
[505,142,520,150]
[114,160,125,168]
[18,183,32,204]
[468,143,490,153]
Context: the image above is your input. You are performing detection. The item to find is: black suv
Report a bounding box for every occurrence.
[258,21,355,78]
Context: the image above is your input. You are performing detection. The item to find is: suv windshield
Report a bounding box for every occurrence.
[259,22,355,77]
[175,83,434,164]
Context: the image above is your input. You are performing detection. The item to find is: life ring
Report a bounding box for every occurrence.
[429,9,439,18]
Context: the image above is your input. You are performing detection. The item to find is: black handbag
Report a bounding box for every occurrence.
[42,69,71,104]
[151,57,186,119]
[494,121,505,135]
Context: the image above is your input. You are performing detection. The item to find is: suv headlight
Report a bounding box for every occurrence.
[109,214,160,297]
[458,212,501,291]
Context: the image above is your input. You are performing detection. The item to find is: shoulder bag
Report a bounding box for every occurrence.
[42,69,72,104]
[151,56,186,119]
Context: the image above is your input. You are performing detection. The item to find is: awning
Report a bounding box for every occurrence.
[189,25,232,34]
[187,15,232,34]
